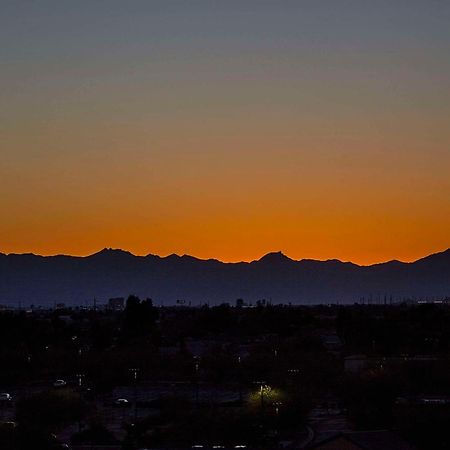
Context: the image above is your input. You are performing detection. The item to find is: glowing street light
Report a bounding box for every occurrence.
[253,380,267,409]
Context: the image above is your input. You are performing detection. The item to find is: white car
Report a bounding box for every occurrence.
[53,379,67,388]
[0,393,12,402]
[0,422,16,428]
[114,398,129,407]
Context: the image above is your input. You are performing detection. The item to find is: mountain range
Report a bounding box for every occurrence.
[0,248,449,307]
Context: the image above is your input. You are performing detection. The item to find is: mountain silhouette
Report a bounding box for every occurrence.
[0,248,449,306]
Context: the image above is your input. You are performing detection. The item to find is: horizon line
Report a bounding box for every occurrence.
[1,246,449,268]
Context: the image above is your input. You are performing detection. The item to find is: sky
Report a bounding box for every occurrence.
[1,0,449,264]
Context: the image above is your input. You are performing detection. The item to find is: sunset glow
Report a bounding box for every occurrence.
[1,1,449,264]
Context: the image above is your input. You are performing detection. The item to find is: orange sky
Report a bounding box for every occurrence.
[1,2,449,264]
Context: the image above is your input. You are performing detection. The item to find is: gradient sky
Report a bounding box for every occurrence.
[1,1,449,264]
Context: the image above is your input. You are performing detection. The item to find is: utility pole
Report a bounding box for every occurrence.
[238,356,243,403]
[76,373,84,432]
[193,356,200,406]
[129,368,139,423]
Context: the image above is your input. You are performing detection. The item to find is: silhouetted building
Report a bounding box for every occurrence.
[108,297,125,311]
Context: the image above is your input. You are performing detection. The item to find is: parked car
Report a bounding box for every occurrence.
[0,421,16,428]
[114,398,130,407]
[0,393,12,402]
[53,379,67,388]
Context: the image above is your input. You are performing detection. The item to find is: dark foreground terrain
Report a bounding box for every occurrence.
[1,297,450,449]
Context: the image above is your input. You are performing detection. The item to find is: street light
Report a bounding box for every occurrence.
[273,401,283,436]
[193,356,200,406]
[252,381,267,409]
[287,369,300,387]
[129,368,139,422]
[76,373,84,388]
[129,368,139,382]
[273,401,282,416]
[26,355,32,383]
[237,356,243,403]
[75,373,85,432]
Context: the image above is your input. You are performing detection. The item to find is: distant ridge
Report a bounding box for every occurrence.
[0,248,449,306]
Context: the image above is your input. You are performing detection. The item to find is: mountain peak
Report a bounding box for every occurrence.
[258,251,293,263]
[88,248,135,258]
